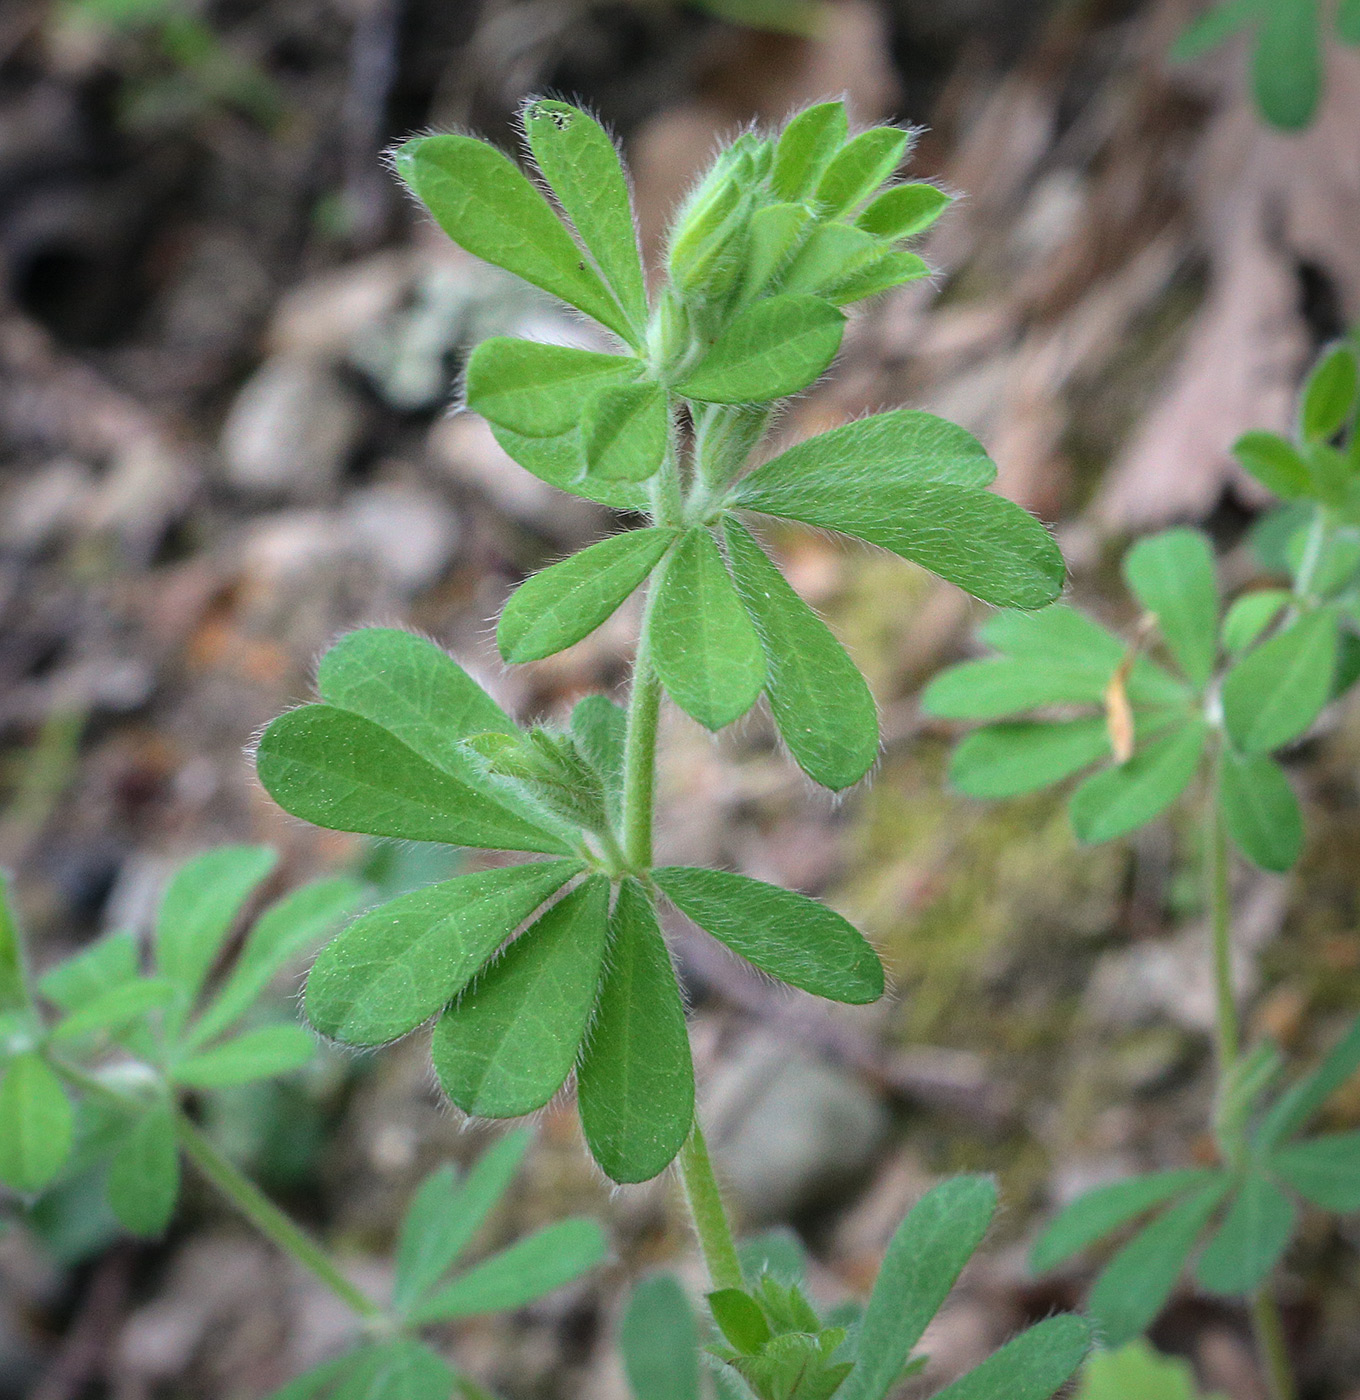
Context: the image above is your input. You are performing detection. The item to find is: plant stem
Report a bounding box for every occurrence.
[1250,1290,1297,1400]
[678,1122,744,1292]
[621,611,662,872]
[1207,769,1239,1075]
[175,1112,382,1320]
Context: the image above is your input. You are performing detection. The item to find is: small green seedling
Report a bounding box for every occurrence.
[1171,0,1360,131]
[927,339,1360,1394]
[620,1183,1093,1400]
[251,98,1089,1400]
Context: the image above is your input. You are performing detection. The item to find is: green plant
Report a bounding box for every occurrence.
[0,852,604,1400]
[1171,0,1360,131]
[252,99,1089,1398]
[1074,1340,1226,1400]
[925,339,1360,1397]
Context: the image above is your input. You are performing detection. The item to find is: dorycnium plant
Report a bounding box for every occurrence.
[253,99,1093,1398]
[925,338,1360,1399]
[1171,0,1360,131]
[0,852,605,1400]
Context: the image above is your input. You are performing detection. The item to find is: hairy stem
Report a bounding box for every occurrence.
[1251,1290,1297,1400]
[175,1113,382,1320]
[621,611,662,872]
[678,1122,744,1292]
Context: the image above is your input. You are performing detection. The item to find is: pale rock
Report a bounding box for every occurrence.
[343,479,459,594]
[0,457,93,551]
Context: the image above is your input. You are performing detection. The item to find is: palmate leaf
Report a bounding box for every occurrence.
[948,718,1111,800]
[256,706,572,855]
[465,338,641,438]
[396,134,637,345]
[393,1128,531,1312]
[652,528,766,730]
[1030,1167,1221,1273]
[0,1051,74,1193]
[838,1176,997,1400]
[928,1316,1092,1400]
[1217,748,1303,872]
[106,1100,179,1236]
[171,1024,315,1087]
[498,528,676,664]
[305,861,581,1046]
[522,99,648,333]
[274,1340,456,1400]
[1271,1130,1360,1211]
[1122,528,1218,687]
[408,1217,607,1323]
[577,881,693,1183]
[654,866,883,1004]
[1221,606,1338,753]
[155,845,277,1011]
[1088,1177,1231,1347]
[723,518,878,790]
[675,296,845,404]
[621,1274,701,1400]
[1257,1014,1360,1148]
[1194,1171,1296,1295]
[432,877,609,1116]
[489,422,649,512]
[1069,720,1208,844]
[770,101,848,203]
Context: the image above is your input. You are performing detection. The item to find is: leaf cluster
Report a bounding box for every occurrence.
[618,1179,1092,1400]
[0,851,360,1231]
[1171,0,1360,131]
[1031,1016,1360,1345]
[256,627,883,1183]
[272,1129,605,1400]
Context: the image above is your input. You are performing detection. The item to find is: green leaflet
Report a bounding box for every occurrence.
[50,977,175,1043]
[1342,0,1360,43]
[581,381,669,483]
[1232,431,1312,500]
[739,479,1064,609]
[283,1340,454,1400]
[577,880,694,1183]
[825,249,930,305]
[856,183,950,240]
[570,696,626,824]
[498,528,676,664]
[1030,1167,1220,1273]
[1069,720,1208,844]
[317,628,517,766]
[522,99,648,333]
[949,718,1111,799]
[620,1274,700,1400]
[1257,1015,1360,1148]
[171,1024,316,1087]
[187,877,364,1049]
[778,223,880,298]
[1252,0,1321,130]
[392,1128,531,1312]
[0,874,25,1013]
[651,528,766,730]
[1122,528,1218,687]
[38,930,138,1012]
[1271,1130,1360,1211]
[1076,1339,1224,1400]
[1222,589,1290,654]
[489,422,650,511]
[1301,345,1359,442]
[923,659,1109,719]
[770,101,849,202]
[465,337,640,438]
[1218,748,1303,872]
[708,1288,772,1353]
[723,518,878,790]
[256,705,572,854]
[1088,1177,1231,1347]
[653,866,883,1004]
[155,845,277,1010]
[734,409,997,502]
[1194,1171,1296,1296]
[107,1101,179,1236]
[397,134,636,345]
[1170,0,1260,61]
[813,126,910,217]
[432,876,609,1116]
[409,1217,607,1323]
[742,203,811,298]
[0,1051,74,1192]
[838,1175,997,1400]
[928,1316,1093,1400]
[675,296,845,404]
[1221,607,1338,753]
[306,861,580,1046]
